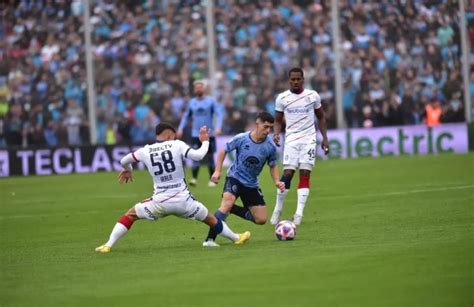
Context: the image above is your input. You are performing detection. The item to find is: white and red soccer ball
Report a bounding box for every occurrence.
[274,220,296,241]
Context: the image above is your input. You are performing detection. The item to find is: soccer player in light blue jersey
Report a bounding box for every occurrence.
[202,112,286,247]
[177,80,224,187]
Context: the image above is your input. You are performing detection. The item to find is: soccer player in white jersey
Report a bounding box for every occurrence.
[95,123,250,253]
[270,67,330,225]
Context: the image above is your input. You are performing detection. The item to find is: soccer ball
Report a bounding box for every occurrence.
[274,220,296,241]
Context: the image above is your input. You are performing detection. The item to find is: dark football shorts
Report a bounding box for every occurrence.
[223,176,266,207]
[191,137,216,164]
[191,137,216,153]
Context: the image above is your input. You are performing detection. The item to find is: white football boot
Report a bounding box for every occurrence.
[292,214,303,225]
[207,181,217,187]
[270,210,281,225]
[202,240,220,247]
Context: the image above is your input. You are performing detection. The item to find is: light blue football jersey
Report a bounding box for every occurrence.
[178,96,223,137]
[225,132,278,187]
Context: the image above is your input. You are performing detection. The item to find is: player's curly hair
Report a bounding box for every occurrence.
[155,122,176,135]
[288,67,304,77]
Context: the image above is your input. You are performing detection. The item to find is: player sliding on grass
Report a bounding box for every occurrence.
[202,112,285,247]
[270,67,330,226]
[95,123,250,253]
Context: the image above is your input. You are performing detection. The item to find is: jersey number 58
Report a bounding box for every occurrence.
[150,150,176,175]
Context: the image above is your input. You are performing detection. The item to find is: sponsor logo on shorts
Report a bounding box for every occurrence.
[144,206,157,220]
[188,206,200,218]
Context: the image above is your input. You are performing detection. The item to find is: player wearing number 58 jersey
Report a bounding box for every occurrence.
[95,123,250,253]
[271,67,330,226]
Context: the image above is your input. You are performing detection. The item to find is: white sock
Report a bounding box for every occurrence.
[296,188,310,216]
[218,221,239,242]
[274,189,289,213]
[105,223,129,247]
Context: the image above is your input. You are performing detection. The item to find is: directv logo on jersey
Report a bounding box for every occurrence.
[287,107,312,114]
[149,144,172,153]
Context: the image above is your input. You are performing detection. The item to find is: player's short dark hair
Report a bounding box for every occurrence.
[155,122,176,135]
[256,111,274,124]
[288,67,304,78]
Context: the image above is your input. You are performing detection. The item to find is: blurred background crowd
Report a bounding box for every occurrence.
[1,0,473,148]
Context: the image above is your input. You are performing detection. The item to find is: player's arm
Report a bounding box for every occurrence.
[177,104,192,138]
[269,164,285,192]
[185,126,210,161]
[212,134,240,183]
[210,148,226,184]
[273,111,284,146]
[273,93,284,146]
[315,107,329,155]
[118,151,140,184]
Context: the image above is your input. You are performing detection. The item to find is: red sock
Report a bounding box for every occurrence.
[118,215,134,230]
[298,175,310,189]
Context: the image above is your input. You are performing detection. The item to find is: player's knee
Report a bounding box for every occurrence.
[254,215,267,225]
[283,169,295,178]
[300,169,311,177]
[125,208,139,220]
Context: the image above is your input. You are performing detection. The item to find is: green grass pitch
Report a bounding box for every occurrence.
[1,153,473,307]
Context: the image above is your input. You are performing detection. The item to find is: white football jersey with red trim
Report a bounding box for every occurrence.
[275,89,321,144]
[133,140,191,196]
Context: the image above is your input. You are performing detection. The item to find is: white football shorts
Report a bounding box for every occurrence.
[134,191,208,222]
[282,139,317,170]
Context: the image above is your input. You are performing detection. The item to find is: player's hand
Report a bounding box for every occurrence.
[321,138,329,155]
[118,170,133,184]
[276,181,285,193]
[199,126,210,142]
[273,134,280,147]
[176,130,183,139]
[210,171,221,184]
[215,128,222,136]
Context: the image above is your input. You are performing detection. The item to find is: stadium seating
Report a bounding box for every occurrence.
[1,0,470,147]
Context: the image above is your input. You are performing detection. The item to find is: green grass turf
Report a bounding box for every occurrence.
[1,153,473,307]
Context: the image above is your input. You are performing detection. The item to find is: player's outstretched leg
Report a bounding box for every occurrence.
[95,214,135,253]
[234,231,251,245]
[202,210,250,247]
[271,172,292,225]
[294,171,311,225]
[203,210,227,246]
[230,204,255,222]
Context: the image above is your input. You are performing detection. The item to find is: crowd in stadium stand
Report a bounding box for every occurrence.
[1,0,472,148]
